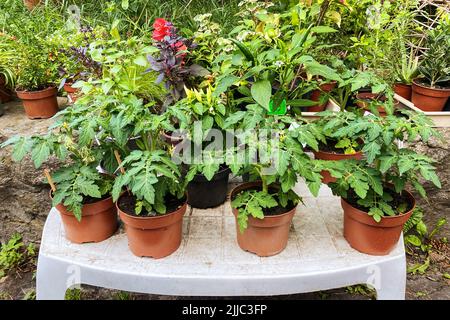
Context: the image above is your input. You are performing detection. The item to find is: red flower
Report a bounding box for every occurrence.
[152,18,171,41]
[174,41,187,52]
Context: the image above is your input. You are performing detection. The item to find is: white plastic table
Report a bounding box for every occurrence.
[36,180,406,300]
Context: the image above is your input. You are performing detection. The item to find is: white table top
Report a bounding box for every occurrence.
[40,179,404,279]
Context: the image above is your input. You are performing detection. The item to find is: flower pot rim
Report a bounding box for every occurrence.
[16,86,57,94]
[50,191,114,216]
[230,180,298,221]
[313,149,363,158]
[341,189,415,225]
[116,193,188,221]
[412,78,450,92]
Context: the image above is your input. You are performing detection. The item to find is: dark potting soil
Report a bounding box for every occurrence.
[345,188,414,215]
[232,185,296,217]
[416,78,450,90]
[118,194,186,217]
[83,195,110,205]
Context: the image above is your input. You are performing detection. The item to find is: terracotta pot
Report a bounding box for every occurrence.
[117,195,187,258]
[23,0,41,10]
[0,76,14,103]
[16,87,59,119]
[308,81,337,112]
[63,83,79,104]
[394,83,412,101]
[341,191,415,255]
[54,195,118,244]
[313,150,363,184]
[411,79,450,112]
[230,181,297,257]
[355,92,390,116]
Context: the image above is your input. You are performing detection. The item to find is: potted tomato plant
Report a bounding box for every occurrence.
[329,110,441,255]
[412,24,450,111]
[1,129,118,244]
[112,148,187,258]
[226,103,323,257]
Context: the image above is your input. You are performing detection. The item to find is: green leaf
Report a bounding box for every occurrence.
[31,141,51,168]
[121,0,129,9]
[215,75,240,96]
[11,137,33,162]
[311,26,337,33]
[405,235,422,247]
[251,80,272,110]
[134,55,148,67]
[202,163,220,181]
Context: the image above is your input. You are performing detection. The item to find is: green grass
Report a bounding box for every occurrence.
[0,0,241,37]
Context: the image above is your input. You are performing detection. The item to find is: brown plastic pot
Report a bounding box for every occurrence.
[230,181,297,257]
[313,150,363,184]
[16,87,59,119]
[54,194,118,244]
[355,92,391,117]
[117,195,187,258]
[411,79,450,112]
[394,83,412,101]
[308,81,337,112]
[63,83,79,104]
[341,191,415,255]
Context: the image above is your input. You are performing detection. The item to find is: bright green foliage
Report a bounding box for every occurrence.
[0,234,36,279]
[112,150,184,215]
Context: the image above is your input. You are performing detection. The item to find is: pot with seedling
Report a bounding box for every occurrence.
[1,130,118,243]
[329,110,441,255]
[166,85,233,209]
[412,24,450,111]
[112,147,187,258]
[311,111,365,184]
[226,103,323,257]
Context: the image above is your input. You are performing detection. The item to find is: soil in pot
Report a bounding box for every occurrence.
[313,140,363,184]
[411,79,450,112]
[187,165,231,209]
[342,188,415,256]
[230,181,297,257]
[117,193,187,258]
[394,83,412,101]
[308,81,337,112]
[54,194,118,244]
[16,87,59,119]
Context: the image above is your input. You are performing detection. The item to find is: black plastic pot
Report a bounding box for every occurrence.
[187,167,231,209]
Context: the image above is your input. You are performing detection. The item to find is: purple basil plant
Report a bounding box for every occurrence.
[146,19,209,107]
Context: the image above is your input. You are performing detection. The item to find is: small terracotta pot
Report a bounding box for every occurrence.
[411,79,450,112]
[117,195,187,258]
[308,81,337,112]
[313,150,363,184]
[355,92,390,116]
[63,83,79,104]
[23,0,41,10]
[394,83,412,101]
[230,181,297,257]
[16,87,59,119]
[54,195,118,244]
[341,191,415,256]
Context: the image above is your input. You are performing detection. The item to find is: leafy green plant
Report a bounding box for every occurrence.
[329,110,441,222]
[417,22,450,88]
[0,234,36,279]
[226,104,325,232]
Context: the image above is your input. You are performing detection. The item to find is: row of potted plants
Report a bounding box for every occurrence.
[0,1,444,259]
